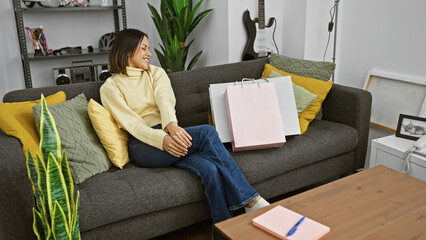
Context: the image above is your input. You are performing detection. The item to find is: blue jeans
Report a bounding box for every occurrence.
[128,124,258,223]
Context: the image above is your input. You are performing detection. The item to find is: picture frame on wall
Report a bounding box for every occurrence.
[395,114,426,141]
[363,70,426,132]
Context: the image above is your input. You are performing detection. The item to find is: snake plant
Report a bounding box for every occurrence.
[26,95,80,240]
[148,0,212,73]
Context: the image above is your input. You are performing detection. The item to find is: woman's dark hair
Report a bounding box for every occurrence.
[109,29,148,75]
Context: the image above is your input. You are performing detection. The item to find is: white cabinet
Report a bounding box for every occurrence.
[369,135,426,181]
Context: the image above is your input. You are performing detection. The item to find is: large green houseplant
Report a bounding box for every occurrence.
[26,95,80,240]
[148,0,212,73]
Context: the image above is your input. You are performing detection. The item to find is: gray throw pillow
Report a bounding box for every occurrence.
[33,93,112,184]
[269,53,336,81]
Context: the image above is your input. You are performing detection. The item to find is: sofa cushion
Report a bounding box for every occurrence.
[228,120,358,184]
[0,91,66,157]
[269,53,336,81]
[33,94,112,184]
[76,165,205,232]
[88,99,130,169]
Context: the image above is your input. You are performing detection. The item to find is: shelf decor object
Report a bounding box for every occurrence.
[148,0,212,73]
[395,114,426,141]
[28,26,44,56]
[12,0,127,88]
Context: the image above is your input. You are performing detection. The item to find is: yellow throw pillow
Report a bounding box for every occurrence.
[262,64,333,134]
[88,99,129,169]
[0,91,66,157]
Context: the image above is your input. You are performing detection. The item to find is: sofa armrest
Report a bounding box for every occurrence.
[0,130,35,239]
[322,84,372,171]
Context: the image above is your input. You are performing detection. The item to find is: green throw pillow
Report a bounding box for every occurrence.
[292,83,318,114]
[267,69,285,78]
[268,70,318,114]
[269,53,335,81]
[33,93,112,184]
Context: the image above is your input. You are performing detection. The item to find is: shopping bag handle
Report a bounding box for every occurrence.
[235,78,261,89]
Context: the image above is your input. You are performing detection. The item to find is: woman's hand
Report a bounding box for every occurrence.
[166,122,192,148]
[163,135,187,158]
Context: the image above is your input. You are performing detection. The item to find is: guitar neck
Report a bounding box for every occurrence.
[258,0,265,29]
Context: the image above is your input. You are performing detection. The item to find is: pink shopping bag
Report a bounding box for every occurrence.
[225,78,286,151]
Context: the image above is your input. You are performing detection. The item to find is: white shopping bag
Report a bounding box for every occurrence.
[209,76,300,142]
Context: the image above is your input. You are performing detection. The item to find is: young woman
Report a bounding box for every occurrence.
[100,29,269,223]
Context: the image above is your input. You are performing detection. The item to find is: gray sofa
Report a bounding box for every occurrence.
[0,58,371,239]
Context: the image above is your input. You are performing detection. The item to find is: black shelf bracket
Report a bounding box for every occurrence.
[13,0,32,88]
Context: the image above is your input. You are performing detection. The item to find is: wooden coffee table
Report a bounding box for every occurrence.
[215,165,426,239]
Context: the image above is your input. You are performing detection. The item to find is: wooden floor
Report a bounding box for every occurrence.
[149,179,335,240]
[151,219,213,240]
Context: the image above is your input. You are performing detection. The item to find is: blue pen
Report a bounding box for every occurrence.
[286,216,305,237]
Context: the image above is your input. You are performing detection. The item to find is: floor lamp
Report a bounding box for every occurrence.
[325,0,340,81]
[332,0,340,82]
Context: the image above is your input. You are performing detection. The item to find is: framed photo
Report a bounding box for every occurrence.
[396,114,426,141]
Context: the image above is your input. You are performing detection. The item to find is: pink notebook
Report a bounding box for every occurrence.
[252,206,330,240]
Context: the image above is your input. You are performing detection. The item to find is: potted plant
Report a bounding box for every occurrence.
[26,95,80,240]
[148,0,213,73]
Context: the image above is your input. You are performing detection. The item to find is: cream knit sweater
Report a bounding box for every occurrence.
[100,65,177,150]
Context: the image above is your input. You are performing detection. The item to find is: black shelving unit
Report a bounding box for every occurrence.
[12,0,127,88]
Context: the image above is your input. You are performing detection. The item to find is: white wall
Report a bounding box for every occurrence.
[126,0,160,67]
[188,0,228,69]
[334,0,426,167]
[0,0,25,100]
[282,0,340,71]
[281,0,307,59]
[228,0,256,63]
[335,0,426,88]
[304,0,336,62]
[283,0,426,87]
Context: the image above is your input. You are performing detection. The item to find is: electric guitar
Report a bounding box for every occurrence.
[242,0,279,61]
